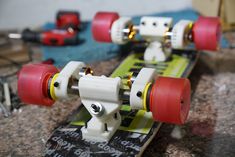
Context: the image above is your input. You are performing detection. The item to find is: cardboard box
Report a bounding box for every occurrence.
[192,0,235,31]
[224,0,235,23]
[192,0,221,17]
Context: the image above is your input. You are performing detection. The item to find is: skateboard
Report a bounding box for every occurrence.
[17,12,221,157]
[44,50,196,157]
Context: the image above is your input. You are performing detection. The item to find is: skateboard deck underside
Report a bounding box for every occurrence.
[45,50,198,157]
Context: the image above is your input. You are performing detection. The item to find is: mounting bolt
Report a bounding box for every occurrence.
[54,82,59,87]
[91,104,100,113]
[136,91,142,97]
[90,102,103,116]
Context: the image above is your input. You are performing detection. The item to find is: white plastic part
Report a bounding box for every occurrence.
[130,68,156,109]
[8,33,22,39]
[79,75,122,141]
[3,83,11,108]
[171,20,192,49]
[54,61,85,98]
[139,16,173,41]
[111,17,132,44]
[144,41,170,62]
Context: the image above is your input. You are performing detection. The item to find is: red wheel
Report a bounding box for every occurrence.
[92,12,119,42]
[150,77,191,125]
[193,16,221,51]
[18,63,59,106]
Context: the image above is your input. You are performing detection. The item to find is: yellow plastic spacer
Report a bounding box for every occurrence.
[189,22,193,29]
[143,83,152,111]
[50,73,59,100]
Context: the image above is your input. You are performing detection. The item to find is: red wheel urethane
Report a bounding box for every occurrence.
[193,16,221,51]
[92,12,119,42]
[150,77,191,125]
[56,11,80,30]
[18,64,59,106]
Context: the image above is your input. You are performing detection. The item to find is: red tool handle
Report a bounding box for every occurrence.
[41,30,78,46]
[56,10,80,30]
[21,29,79,46]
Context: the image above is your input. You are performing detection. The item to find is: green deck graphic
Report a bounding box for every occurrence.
[111,53,188,78]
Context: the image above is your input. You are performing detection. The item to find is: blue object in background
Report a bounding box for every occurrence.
[42,22,120,67]
[42,9,229,66]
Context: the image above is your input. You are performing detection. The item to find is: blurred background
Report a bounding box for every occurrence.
[0,0,192,29]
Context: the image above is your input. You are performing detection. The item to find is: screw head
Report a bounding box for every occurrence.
[136,91,142,97]
[90,102,103,117]
[91,104,100,113]
[53,82,59,87]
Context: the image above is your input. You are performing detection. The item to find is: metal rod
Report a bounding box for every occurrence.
[3,83,11,109]
[0,102,10,117]
[133,25,139,31]
[120,89,130,101]
[165,31,173,37]
[122,28,130,33]
[71,85,79,90]
[8,33,22,39]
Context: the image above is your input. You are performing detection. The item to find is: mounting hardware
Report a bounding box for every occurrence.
[136,91,142,97]
[79,67,93,77]
[79,75,122,141]
[90,102,103,116]
[127,72,138,88]
[53,82,59,87]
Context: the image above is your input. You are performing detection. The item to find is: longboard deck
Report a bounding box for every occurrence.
[45,50,199,157]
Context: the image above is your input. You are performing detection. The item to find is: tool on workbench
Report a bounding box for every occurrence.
[8,28,79,46]
[56,10,80,31]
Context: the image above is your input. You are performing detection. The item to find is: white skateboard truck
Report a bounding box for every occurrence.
[18,61,191,142]
[92,12,221,62]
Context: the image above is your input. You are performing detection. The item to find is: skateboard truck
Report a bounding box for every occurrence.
[92,12,221,62]
[18,61,191,141]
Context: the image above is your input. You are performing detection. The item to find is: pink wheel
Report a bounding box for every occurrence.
[92,12,119,42]
[150,77,191,125]
[193,16,221,51]
[18,63,59,106]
